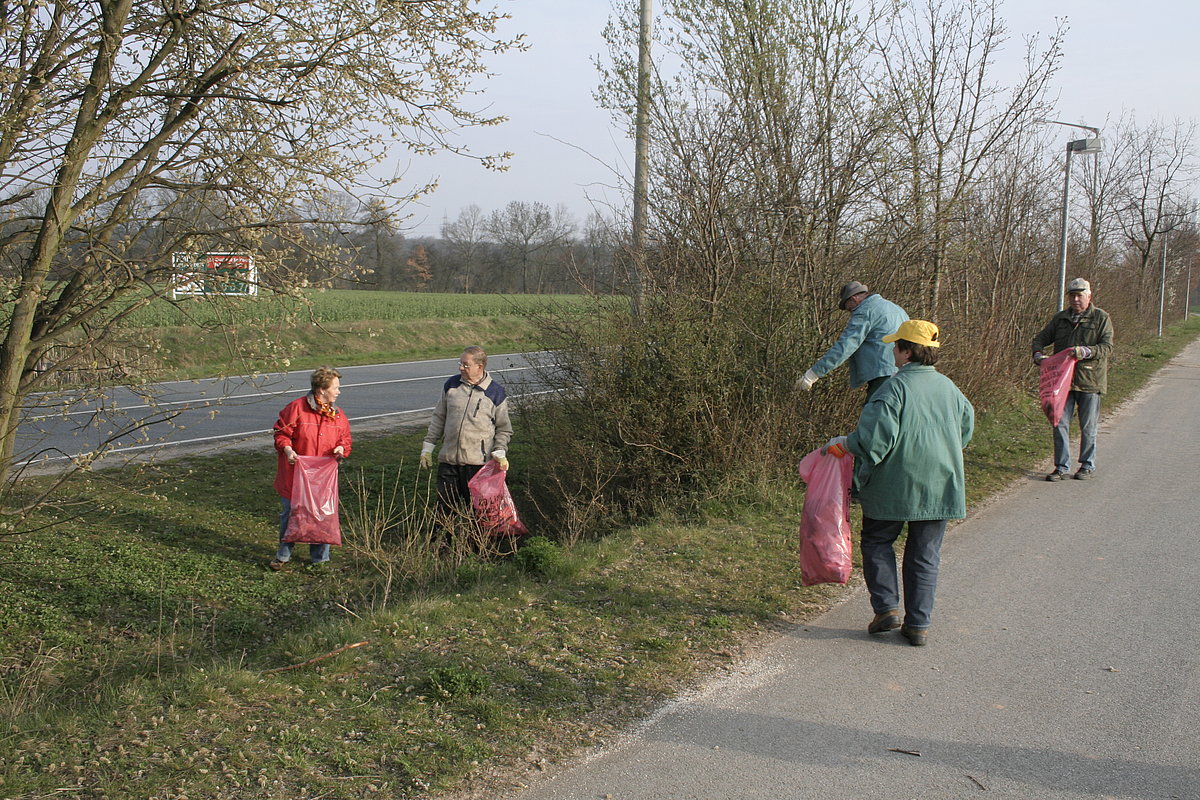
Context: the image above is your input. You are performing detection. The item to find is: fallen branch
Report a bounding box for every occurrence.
[261,641,370,675]
[887,747,921,757]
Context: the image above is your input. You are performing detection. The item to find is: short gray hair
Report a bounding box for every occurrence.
[462,346,487,368]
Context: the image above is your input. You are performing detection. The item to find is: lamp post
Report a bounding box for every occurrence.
[1037,120,1102,309]
[1186,261,1192,320]
[1158,233,1168,336]
[1156,210,1188,335]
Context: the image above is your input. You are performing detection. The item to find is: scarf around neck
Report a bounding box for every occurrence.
[311,393,338,419]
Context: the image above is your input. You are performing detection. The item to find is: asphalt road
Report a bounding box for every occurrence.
[15,352,547,470]
[503,340,1200,800]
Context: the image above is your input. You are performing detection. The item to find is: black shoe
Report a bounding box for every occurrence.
[1073,468,1094,480]
[1045,469,1068,482]
[899,626,928,647]
[868,611,901,635]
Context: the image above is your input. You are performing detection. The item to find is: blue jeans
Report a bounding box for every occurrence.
[274,497,330,564]
[861,517,947,631]
[1053,391,1100,472]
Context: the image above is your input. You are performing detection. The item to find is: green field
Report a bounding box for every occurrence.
[126,289,599,328]
[131,290,609,378]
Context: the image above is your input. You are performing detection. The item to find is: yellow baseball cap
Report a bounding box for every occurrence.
[882,319,941,347]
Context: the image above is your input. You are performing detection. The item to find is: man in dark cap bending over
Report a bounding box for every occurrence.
[797,281,910,401]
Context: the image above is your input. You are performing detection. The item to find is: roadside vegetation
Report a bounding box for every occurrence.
[3,313,1197,800]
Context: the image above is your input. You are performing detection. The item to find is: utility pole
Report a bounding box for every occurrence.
[629,0,652,319]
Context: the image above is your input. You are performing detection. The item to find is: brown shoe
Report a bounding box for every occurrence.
[268,559,288,571]
[868,610,901,634]
[900,626,928,646]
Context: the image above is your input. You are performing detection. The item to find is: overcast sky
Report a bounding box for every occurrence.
[399,0,1200,238]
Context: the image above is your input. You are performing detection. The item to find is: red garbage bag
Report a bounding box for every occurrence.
[1039,349,1076,427]
[468,461,529,537]
[282,455,342,546]
[797,446,854,586]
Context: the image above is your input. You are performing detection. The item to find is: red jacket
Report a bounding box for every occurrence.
[273,394,353,498]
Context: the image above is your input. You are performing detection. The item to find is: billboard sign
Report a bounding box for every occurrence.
[171,253,257,298]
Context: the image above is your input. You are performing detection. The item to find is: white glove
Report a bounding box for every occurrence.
[823,435,848,457]
[419,441,435,469]
[796,368,819,391]
[491,449,509,470]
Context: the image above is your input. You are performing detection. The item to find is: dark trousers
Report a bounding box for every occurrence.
[436,462,484,515]
[860,516,948,630]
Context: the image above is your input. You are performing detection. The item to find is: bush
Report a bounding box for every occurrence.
[424,665,489,700]
[513,536,563,578]
[517,289,840,539]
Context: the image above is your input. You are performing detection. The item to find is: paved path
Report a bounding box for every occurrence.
[507,341,1200,800]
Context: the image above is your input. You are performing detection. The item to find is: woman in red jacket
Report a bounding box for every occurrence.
[268,366,352,570]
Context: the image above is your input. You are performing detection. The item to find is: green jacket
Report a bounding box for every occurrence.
[1031,305,1114,394]
[846,363,974,521]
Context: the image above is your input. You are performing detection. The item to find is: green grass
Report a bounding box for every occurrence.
[125,289,598,328]
[0,442,824,799]
[2,315,1198,799]
[147,290,606,379]
[43,290,608,382]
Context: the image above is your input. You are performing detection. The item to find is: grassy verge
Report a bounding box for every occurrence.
[2,317,1197,800]
[125,291,606,381]
[153,316,544,380]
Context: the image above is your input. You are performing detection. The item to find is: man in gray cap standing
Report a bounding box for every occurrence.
[1032,278,1114,481]
[797,281,909,400]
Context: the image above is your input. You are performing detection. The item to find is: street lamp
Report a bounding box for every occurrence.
[1158,233,1168,336]
[1156,209,1188,336]
[1037,120,1102,309]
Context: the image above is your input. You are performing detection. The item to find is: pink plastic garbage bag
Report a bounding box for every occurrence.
[1038,349,1076,427]
[797,446,854,586]
[468,461,529,538]
[282,455,342,546]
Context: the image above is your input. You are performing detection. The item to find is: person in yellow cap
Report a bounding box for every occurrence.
[823,320,974,646]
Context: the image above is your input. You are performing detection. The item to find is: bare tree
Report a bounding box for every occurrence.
[0,0,522,489]
[355,198,406,290]
[1071,113,1198,322]
[485,201,576,292]
[440,204,489,292]
[867,0,1063,314]
[575,213,622,293]
[1114,117,1197,309]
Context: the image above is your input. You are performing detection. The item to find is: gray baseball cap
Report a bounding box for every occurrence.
[1067,277,1091,294]
[839,281,869,309]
